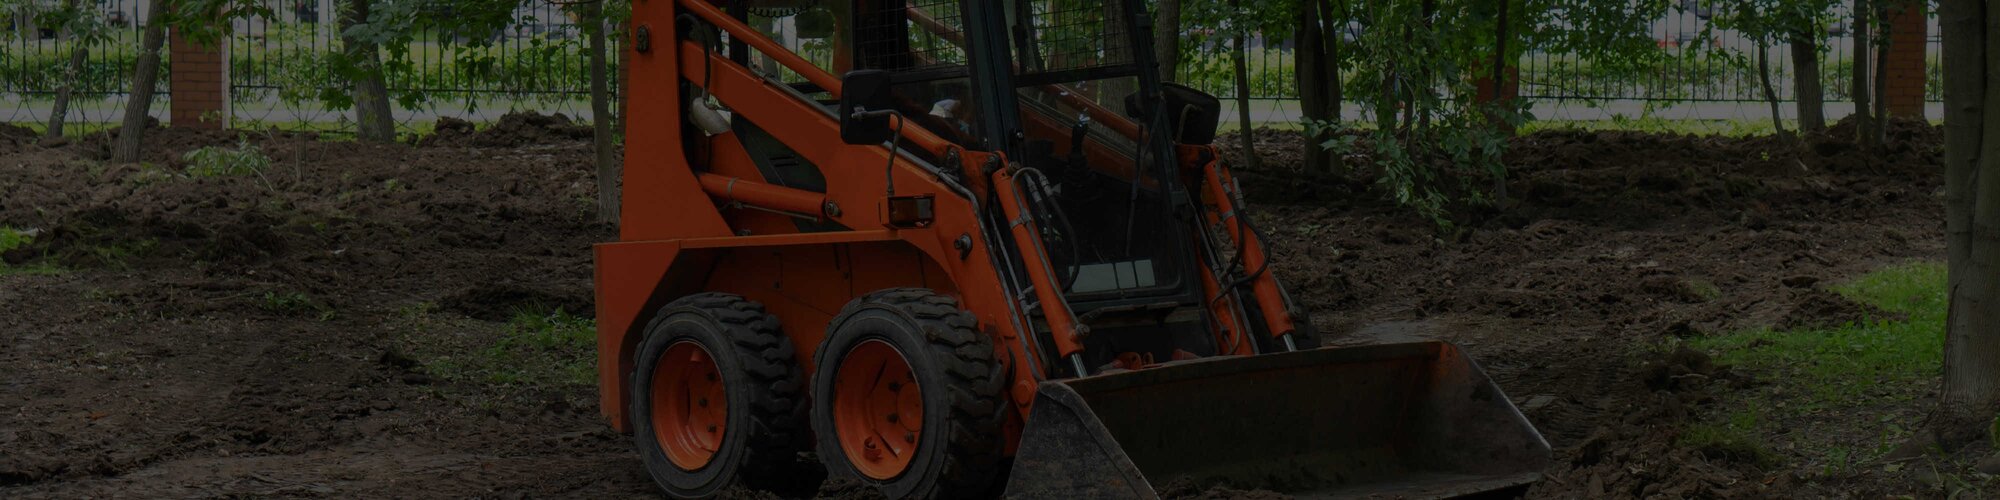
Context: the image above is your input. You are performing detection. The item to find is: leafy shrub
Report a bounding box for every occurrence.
[183,138,271,177]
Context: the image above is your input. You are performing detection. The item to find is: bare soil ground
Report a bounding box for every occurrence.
[0,115,1948,498]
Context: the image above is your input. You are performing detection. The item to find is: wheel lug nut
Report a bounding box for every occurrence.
[887,414,899,423]
[888,382,901,391]
[707,425,717,433]
[706,373,717,381]
[698,398,708,407]
[904,432,915,443]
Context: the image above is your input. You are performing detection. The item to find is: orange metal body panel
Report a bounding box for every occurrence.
[598,3,1283,466]
[1185,146,1298,340]
[598,0,1055,437]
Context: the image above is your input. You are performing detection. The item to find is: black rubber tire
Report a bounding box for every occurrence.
[810,288,1007,499]
[630,293,814,499]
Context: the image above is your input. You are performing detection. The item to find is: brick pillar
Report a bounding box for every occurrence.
[168,30,229,128]
[1881,1,1928,117]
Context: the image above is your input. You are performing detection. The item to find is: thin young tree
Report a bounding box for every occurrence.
[44,0,99,139]
[586,0,618,223]
[1851,0,1874,141]
[1781,0,1838,133]
[339,0,395,142]
[1153,0,1181,81]
[1227,0,1258,169]
[1296,0,1346,174]
[112,0,170,163]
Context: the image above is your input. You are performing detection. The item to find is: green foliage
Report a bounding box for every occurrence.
[328,0,627,113]
[0,227,31,255]
[183,138,272,177]
[0,227,61,276]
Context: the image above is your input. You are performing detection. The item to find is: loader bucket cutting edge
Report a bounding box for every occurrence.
[1002,341,1552,499]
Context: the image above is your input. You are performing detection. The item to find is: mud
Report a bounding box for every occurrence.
[1240,116,1944,498]
[0,115,1947,498]
[422,112,594,148]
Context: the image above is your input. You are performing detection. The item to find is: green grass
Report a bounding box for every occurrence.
[0,227,62,276]
[1520,116,1789,137]
[182,138,272,177]
[426,310,597,387]
[1682,261,1946,473]
[260,291,335,321]
[1691,261,1945,407]
[1680,407,1781,467]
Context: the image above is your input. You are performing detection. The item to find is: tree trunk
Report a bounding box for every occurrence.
[1153,0,1181,82]
[111,3,167,163]
[1098,0,1134,101]
[1790,34,1825,133]
[1296,0,1331,173]
[1924,0,2000,453]
[1852,0,1874,142]
[589,1,618,224]
[1755,39,1791,140]
[1869,0,1890,147]
[1229,0,1257,168]
[341,0,395,143]
[46,0,88,139]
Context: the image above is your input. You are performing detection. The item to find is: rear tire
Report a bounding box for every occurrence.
[811,288,1007,498]
[630,293,814,498]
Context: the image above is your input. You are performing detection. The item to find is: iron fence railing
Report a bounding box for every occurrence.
[227,0,609,132]
[1,0,169,126]
[0,1,1950,132]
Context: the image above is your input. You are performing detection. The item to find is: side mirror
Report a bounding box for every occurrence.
[1125,83,1221,145]
[839,70,896,145]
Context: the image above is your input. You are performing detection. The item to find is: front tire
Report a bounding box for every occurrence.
[811,288,1007,498]
[630,293,813,498]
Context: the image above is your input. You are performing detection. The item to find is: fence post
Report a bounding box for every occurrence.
[168,29,229,128]
[1882,0,1927,118]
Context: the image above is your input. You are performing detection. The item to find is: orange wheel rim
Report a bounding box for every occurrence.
[833,339,923,480]
[651,340,727,470]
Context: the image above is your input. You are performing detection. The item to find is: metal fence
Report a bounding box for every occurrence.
[227,0,606,132]
[0,2,1950,132]
[2,0,606,133]
[1,0,170,126]
[1517,5,1943,103]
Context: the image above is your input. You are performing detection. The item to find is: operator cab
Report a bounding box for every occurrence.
[773,0,1232,367]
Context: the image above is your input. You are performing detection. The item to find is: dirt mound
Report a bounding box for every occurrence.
[423,112,593,147]
[1778,289,1908,330]
[440,283,593,321]
[0,124,624,497]
[1158,479,1294,499]
[0,122,36,154]
[1244,123,1942,497]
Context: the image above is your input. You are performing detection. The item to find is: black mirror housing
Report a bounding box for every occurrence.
[1124,83,1221,145]
[839,70,896,145]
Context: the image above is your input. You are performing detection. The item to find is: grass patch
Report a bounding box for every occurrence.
[0,227,62,276]
[1685,261,1945,472]
[183,138,272,177]
[1691,261,1945,406]
[260,291,335,321]
[1520,117,1788,137]
[425,309,597,387]
[1680,408,1780,467]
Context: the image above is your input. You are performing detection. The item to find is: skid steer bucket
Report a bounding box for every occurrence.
[1003,341,1550,499]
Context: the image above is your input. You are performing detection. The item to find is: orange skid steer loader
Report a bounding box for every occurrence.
[593,0,1550,498]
